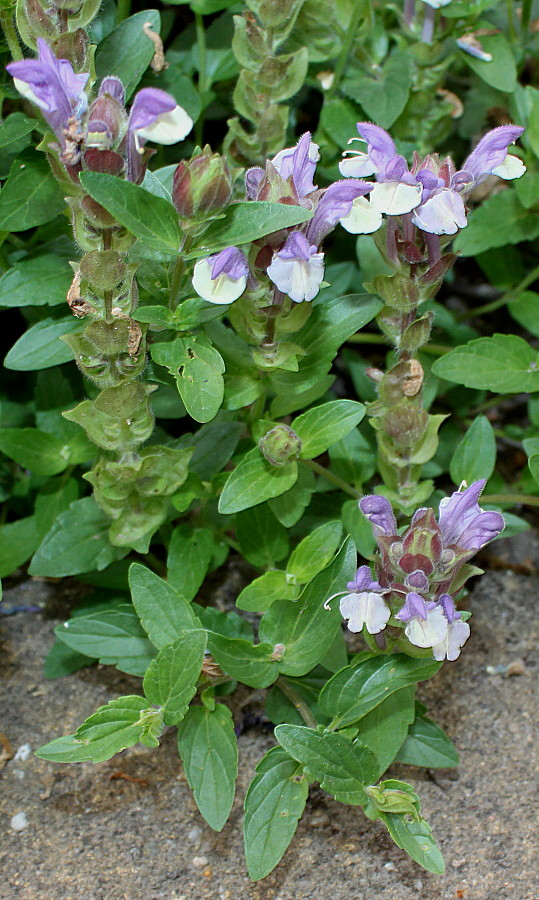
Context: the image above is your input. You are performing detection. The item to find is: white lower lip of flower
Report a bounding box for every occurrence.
[338,154,377,178]
[422,0,452,7]
[370,181,423,215]
[135,105,194,145]
[411,189,467,235]
[491,154,526,180]
[267,252,325,304]
[13,78,49,111]
[339,591,391,634]
[339,196,383,234]
[432,619,470,661]
[192,259,247,305]
[405,606,448,648]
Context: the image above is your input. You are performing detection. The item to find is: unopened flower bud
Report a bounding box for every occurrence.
[86,94,125,149]
[172,146,233,221]
[259,424,302,467]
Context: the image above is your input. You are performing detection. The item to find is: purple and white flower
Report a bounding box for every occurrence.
[437,479,505,551]
[266,231,325,304]
[7,38,89,148]
[396,592,448,648]
[432,595,471,661]
[192,246,249,305]
[326,566,391,635]
[126,87,193,182]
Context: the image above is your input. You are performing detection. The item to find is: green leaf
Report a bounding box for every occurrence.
[319,655,442,729]
[342,49,411,129]
[458,30,516,93]
[37,696,163,764]
[396,715,459,768]
[0,253,72,308]
[95,9,162,98]
[193,604,252,641]
[206,632,280,688]
[380,809,445,874]
[356,687,416,779]
[235,504,289,568]
[0,113,36,151]
[0,154,65,231]
[266,672,328,726]
[259,538,356,677]
[286,520,342,584]
[129,562,202,650]
[275,725,379,805]
[449,416,496,483]
[454,191,539,256]
[177,704,238,831]
[167,526,214,602]
[4,316,82,371]
[55,603,156,677]
[292,400,365,460]
[236,570,298,612]
[0,516,40,577]
[43,640,95,680]
[268,465,315,527]
[0,427,71,476]
[319,97,362,150]
[190,202,313,256]
[151,336,225,423]
[188,421,242,479]
[529,454,539,486]
[432,334,539,393]
[143,630,207,725]
[243,746,309,881]
[509,291,539,338]
[34,477,79,540]
[29,497,126,577]
[80,172,181,253]
[218,448,298,515]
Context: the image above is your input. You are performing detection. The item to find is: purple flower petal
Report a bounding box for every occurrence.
[266,231,324,304]
[462,126,525,179]
[306,179,372,246]
[411,188,467,235]
[356,122,398,173]
[360,494,398,538]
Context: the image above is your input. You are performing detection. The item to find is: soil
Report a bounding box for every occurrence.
[0,532,537,900]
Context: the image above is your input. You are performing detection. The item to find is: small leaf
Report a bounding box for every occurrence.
[151,336,225,423]
[293,400,365,459]
[218,448,298,515]
[143,630,207,725]
[178,704,238,831]
[0,154,65,231]
[0,427,71,476]
[4,317,82,371]
[342,49,411,129]
[432,334,539,393]
[190,202,313,256]
[357,686,416,778]
[167,526,214,602]
[0,253,72,308]
[275,725,379,805]
[396,715,460,768]
[80,172,181,253]
[0,516,40,578]
[206,632,279,688]
[129,563,202,650]
[454,191,539,256]
[286,520,342,584]
[509,291,539,339]
[449,416,496,484]
[380,810,445,874]
[95,9,162,98]
[243,746,308,881]
[236,570,297,612]
[235,504,289,568]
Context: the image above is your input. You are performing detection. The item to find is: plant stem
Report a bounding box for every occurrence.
[169,235,193,309]
[346,332,452,355]
[276,676,317,729]
[326,0,370,100]
[505,0,517,43]
[482,493,539,508]
[195,13,207,146]
[302,459,361,499]
[521,0,533,38]
[457,263,539,320]
[0,10,23,61]
[115,0,131,23]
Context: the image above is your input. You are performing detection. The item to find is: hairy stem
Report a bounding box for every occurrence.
[0,10,23,61]
[302,459,361,499]
[326,0,370,99]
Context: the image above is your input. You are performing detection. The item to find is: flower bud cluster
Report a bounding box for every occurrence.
[328,481,504,661]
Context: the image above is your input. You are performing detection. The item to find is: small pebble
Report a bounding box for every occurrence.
[192,856,208,868]
[384,861,396,871]
[414,880,423,891]
[188,827,202,842]
[506,659,525,676]
[14,744,31,762]
[452,858,467,868]
[10,812,28,831]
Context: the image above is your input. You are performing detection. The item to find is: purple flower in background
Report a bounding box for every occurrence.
[270,131,320,198]
[437,479,505,551]
[456,34,493,62]
[461,125,526,182]
[192,246,249,305]
[7,38,89,149]
[266,231,325,304]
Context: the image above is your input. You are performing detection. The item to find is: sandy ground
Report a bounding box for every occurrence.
[0,537,537,900]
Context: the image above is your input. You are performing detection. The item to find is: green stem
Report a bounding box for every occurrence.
[169,234,193,309]
[457,263,539,320]
[276,676,317,729]
[302,458,361,499]
[521,0,532,37]
[115,0,131,23]
[326,0,370,100]
[195,12,207,147]
[346,332,452,356]
[482,493,539,507]
[505,0,517,43]
[0,10,23,61]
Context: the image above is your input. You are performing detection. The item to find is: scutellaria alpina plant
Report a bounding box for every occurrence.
[0,0,537,884]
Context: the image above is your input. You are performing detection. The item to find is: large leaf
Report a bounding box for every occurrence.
[80,172,181,253]
[356,686,416,778]
[319,655,441,729]
[167,526,214,602]
[396,715,459,768]
[55,603,156,677]
[128,562,202,650]
[218,448,298,515]
[95,9,162,98]
[189,202,313,256]
[143,630,207,725]
[0,154,65,231]
[177,704,238,831]
[0,427,71,476]
[293,400,365,460]
[235,504,289,568]
[432,334,539,393]
[0,253,72,308]
[258,538,356,677]
[449,415,496,483]
[243,746,309,881]
[29,497,125,577]
[275,725,379,805]
[4,317,82,371]
[454,191,539,256]
[151,336,225,423]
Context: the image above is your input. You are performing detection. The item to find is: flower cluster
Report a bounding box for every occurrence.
[7,39,192,183]
[328,481,504,661]
[192,132,372,306]
[339,122,525,240]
